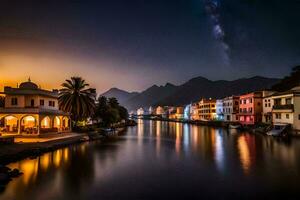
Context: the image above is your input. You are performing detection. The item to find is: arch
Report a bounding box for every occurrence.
[41,116,51,129]
[20,115,38,134]
[2,115,19,132]
[62,116,69,130]
[53,116,61,129]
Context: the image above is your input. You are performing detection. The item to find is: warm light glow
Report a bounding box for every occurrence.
[40,153,51,170]
[22,116,36,128]
[238,135,251,174]
[41,116,51,128]
[54,149,62,167]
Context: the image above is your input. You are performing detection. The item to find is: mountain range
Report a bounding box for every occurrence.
[100,76,280,111]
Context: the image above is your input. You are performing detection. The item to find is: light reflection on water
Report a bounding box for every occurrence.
[1,120,300,199]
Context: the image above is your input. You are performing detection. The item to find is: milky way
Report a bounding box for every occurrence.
[204,0,230,65]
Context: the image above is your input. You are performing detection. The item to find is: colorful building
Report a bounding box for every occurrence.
[175,107,184,120]
[271,86,300,132]
[238,92,263,125]
[222,96,239,122]
[199,99,216,121]
[0,79,70,135]
[155,106,164,116]
[216,99,224,121]
[262,90,276,124]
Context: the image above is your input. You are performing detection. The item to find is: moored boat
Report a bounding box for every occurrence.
[266,123,291,137]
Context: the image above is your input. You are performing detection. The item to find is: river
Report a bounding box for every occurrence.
[1,119,300,199]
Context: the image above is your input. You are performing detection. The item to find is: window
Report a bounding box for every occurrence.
[250,98,253,103]
[268,103,271,107]
[286,114,289,119]
[49,101,55,107]
[265,103,267,107]
[30,99,34,107]
[40,99,44,106]
[275,113,281,119]
[286,98,292,105]
[274,99,281,105]
[11,98,18,105]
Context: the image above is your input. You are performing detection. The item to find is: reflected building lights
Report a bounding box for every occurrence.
[183,124,190,152]
[215,129,225,172]
[238,135,251,174]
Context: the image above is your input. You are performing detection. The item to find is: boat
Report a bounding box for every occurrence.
[266,123,291,137]
[229,124,242,129]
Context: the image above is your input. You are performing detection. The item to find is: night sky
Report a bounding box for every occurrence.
[0,0,300,93]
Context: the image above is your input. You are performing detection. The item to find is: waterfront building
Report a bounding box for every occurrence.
[184,104,191,120]
[0,79,70,135]
[262,90,276,124]
[190,103,200,120]
[137,108,144,116]
[271,86,300,132]
[148,106,154,115]
[216,99,224,121]
[222,96,239,122]
[198,99,216,121]
[238,92,263,125]
[155,106,164,116]
[167,107,177,119]
[175,107,184,120]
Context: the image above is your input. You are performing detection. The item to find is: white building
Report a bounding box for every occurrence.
[262,90,276,124]
[0,79,70,135]
[272,86,300,133]
[137,108,144,116]
[222,96,239,122]
[216,99,224,121]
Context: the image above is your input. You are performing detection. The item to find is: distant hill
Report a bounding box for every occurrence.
[101,76,280,111]
[100,87,139,105]
[123,83,178,111]
[157,76,280,106]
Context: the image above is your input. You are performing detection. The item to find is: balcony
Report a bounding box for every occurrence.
[273,104,294,112]
[0,107,69,115]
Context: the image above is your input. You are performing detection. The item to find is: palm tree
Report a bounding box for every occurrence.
[59,77,96,123]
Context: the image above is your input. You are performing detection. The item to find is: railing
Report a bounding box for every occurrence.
[273,104,294,110]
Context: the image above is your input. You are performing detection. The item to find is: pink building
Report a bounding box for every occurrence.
[238,92,263,125]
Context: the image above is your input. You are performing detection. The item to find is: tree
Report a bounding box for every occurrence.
[93,96,109,124]
[108,97,119,108]
[0,96,4,108]
[118,106,128,120]
[59,77,96,124]
[93,96,129,127]
[272,65,300,92]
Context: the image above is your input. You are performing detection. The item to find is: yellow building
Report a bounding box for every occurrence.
[0,79,71,135]
[198,99,217,121]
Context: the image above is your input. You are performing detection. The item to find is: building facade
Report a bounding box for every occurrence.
[222,96,239,122]
[0,80,70,135]
[216,99,224,121]
[272,87,300,132]
[198,99,216,121]
[238,92,263,125]
[262,90,276,124]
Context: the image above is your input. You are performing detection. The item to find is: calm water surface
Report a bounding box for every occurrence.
[1,119,300,200]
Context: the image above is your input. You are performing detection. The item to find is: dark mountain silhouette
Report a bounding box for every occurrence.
[157,76,280,106]
[271,66,300,92]
[101,76,280,111]
[123,83,177,111]
[100,87,138,105]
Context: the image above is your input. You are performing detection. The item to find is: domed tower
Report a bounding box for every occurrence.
[19,77,38,90]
